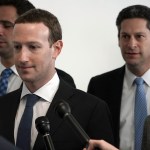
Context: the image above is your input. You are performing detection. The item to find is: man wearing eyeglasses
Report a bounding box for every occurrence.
[0,0,76,96]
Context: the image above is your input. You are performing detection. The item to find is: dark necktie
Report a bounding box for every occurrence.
[16,94,39,150]
[134,78,147,150]
[0,68,13,96]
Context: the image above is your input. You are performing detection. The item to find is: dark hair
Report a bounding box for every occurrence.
[15,9,62,45]
[0,0,35,16]
[116,5,150,37]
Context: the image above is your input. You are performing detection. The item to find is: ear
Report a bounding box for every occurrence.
[52,40,63,59]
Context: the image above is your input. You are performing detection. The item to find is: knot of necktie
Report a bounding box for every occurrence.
[134,77,144,85]
[26,94,39,107]
[1,68,13,78]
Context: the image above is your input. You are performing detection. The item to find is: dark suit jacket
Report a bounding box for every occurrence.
[142,115,150,150]
[0,79,114,150]
[87,66,125,148]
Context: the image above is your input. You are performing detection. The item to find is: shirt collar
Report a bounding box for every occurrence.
[0,64,19,76]
[21,73,60,103]
[125,65,150,87]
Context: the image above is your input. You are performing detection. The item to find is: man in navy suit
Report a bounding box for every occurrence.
[88,5,150,149]
[0,8,114,150]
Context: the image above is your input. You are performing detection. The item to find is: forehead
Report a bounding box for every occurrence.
[120,18,148,33]
[13,23,50,42]
[0,5,18,22]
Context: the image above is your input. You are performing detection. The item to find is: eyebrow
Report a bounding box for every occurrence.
[0,20,14,27]
[120,31,146,35]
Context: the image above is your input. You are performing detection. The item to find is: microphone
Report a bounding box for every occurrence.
[55,100,90,147]
[35,116,55,150]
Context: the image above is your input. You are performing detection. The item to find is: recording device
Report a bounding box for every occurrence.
[35,116,55,150]
[55,100,90,147]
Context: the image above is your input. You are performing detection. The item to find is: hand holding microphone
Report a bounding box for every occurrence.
[35,116,55,150]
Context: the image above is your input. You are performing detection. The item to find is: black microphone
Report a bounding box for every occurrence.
[35,116,55,150]
[55,100,90,147]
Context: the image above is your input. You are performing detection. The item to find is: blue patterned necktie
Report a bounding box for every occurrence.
[0,68,13,96]
[134,77,147,150]
[16,94,39,150]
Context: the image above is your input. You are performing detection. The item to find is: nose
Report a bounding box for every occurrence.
[128,37,137,49]
[15,47,29,63]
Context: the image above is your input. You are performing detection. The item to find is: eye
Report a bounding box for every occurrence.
[121,34,130,39]
[135,34,146,41]
[14,44,22,52]
[28,44,41,51]
[0,21,14,29]
[29,45,36,49]
[136,34,144,38]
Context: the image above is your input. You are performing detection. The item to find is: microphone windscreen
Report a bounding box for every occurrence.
[55,100,71,118]
[35,116,50,135]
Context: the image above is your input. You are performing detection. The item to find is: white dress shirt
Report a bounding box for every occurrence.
[0,64,22,93]
[120,66,150,150]
[14,73,59,149]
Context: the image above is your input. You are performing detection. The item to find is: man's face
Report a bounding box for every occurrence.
[13,23,62,89]
[0,6,17,59]
[119,18,150,73]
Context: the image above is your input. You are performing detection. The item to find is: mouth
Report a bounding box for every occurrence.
[125,50,140,54]
[125,52,140,59]
[18,65,33,70]
[126,52,138,55]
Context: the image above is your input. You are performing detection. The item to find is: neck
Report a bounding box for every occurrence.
[127,65,148,77]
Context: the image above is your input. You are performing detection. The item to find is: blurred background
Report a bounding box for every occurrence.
[30,0,149,91]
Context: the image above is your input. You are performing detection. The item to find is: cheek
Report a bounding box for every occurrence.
[37,53,51,66]
[119,41,127,49]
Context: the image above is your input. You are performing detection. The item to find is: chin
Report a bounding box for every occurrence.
[20,76,33,82]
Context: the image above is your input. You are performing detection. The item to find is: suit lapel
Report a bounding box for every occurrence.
[34,79,74,149]
[109,66,125,112]
[107,65,125,146]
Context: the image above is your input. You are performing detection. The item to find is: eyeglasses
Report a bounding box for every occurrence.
[0,20,14,28]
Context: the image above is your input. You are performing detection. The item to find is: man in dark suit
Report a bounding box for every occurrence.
[0,8,114,150]
[88,5,150,149]
[0,0,75,97]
